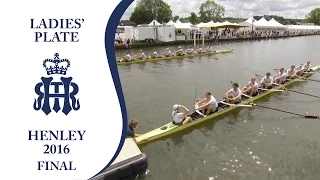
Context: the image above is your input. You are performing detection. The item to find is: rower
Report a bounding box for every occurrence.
[205,45,213,52]
[286,65,296,79]
[260,72,273,89]
[294,64,304,76]
[302,61,311,73]
[196,46,203,54]
[122,52,132,62]
[273,68,286,84]
[225,82,242,104]
[241,77,259,96]
[175,46,184,56]
[195,90,218,115]
[149,49,158,59]
[185,47,194,54]
[136,50,146,60]
[172,104,192,126]
[162,48,172,57]
[296,61,311,76]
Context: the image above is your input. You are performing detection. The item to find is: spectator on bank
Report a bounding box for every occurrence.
[125,38,131,49]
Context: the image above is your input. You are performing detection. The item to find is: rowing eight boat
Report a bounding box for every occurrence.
[135,66,320,146]
[117,49,233,65]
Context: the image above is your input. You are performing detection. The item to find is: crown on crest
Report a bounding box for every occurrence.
[43,53,70,75]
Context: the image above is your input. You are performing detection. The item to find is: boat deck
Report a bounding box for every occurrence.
[91,137,148,180]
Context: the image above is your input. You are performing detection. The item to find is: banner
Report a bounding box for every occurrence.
[0,0,131,179]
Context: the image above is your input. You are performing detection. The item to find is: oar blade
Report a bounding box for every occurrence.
[304,115,320,119]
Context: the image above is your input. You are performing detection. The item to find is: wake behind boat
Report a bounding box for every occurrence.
[135,65,320,146]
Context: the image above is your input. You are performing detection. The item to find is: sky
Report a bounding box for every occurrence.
[121,0,320,20]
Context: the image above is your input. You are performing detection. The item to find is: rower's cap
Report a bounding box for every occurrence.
[166,48,169,50]
[178,46,181,48]
[173,104,179,111]
[139,49,142,52]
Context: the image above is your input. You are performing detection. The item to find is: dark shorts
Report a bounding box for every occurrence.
[252,91,258,96]
[172,121,183,126]
[201,107,219,114]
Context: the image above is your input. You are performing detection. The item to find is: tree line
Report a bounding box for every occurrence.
[121,0,320,26]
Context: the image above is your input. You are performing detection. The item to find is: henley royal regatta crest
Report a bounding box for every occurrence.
[33,53,80,115]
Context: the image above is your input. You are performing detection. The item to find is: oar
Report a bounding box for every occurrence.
[272,83,320,99]
[253,104,319,119]
[307,79,320,83]
[193,86,198,110]
[258,87,284,92]
[220,101,255,107]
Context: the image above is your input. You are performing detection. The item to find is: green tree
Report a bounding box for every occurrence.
[283,20,290,25]
[199,0,225,22]
[305,8,320,25]
[179,17,189,23]
[119,20,136,26]
[173,15,179,22]
[129,0,173,25]
[189,12,198,24]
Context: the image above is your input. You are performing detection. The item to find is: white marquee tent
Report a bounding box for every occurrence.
[268,18,286,29]
[166,20,174,26]
[148,19,162,26]
[172,20,191,29]
[286,25,320,31]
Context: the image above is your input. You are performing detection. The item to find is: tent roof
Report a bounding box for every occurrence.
[166,20,174,26]
[244,17,256,24]
[173,21,191,29]
[148,19,162,26]
[268,18,285,28]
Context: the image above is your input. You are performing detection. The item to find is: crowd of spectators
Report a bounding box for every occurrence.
[114,28,320,48]
[200,28,320,40]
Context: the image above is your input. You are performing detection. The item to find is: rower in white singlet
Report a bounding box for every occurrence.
[296,61,311,76]
[260,72,273,89]
[162,48,172,57]
[225,83,242,104]
[175,46,184,56]
[242,77,259,96]
[294,64,304,76]
[185,47,194,54]
[150,49,159,59]
[302,61,311,72]
[273,68,286,84]
[196,46,203,54]
[286,65,296,79]
[195,90,218,115]
[136,50,146,60]
[172,104,192,126]
[121,52,132,62]
[205,45,213,52]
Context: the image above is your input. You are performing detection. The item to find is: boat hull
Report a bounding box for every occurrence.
[117,49,233,65]
[135,66,320,146]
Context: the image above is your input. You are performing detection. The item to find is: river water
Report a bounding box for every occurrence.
[117,36,320,180]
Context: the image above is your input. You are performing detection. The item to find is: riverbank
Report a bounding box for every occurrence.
[115,34,320,50]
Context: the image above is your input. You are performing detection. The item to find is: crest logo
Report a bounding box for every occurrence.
[33,53,80,115]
